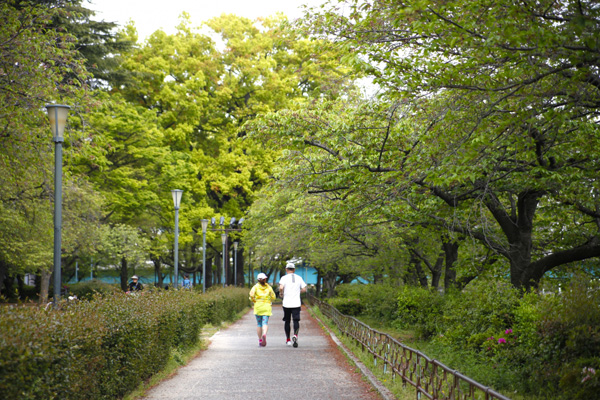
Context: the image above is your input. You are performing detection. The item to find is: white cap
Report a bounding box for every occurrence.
[286,263,295,269]
[257,273,267,280]
[132,275,138,280]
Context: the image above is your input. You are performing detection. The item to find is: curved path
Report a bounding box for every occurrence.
[142,304,382,400]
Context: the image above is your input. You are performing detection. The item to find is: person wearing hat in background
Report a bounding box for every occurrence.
[128,275,143,292]
[249,273,276,347]
[279,262,307,347]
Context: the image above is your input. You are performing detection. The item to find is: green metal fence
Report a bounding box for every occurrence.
[307,294,511,400]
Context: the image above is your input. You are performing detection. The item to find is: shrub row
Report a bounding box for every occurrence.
[0,286,249,400]
[330,277,600,399]
[331,283,400,322]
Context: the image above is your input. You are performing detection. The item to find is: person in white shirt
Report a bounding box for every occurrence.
[279,263,307,347]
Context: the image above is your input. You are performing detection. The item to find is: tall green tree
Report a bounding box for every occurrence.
[85,13,357,286]
[29,0,135,87]
[97,223,150,291]
[246,96,471,288]
[291,0,600,289]
[0,0,95,298]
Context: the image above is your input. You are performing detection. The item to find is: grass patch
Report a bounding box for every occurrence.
[308,306,417,400]
[357,316,416,343]
[123,307,250,400]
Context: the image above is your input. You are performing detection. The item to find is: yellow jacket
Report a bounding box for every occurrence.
[249,283,276,316]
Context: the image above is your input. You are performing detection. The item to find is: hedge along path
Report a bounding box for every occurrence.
[0,287,250,400]
[142,304,382,400]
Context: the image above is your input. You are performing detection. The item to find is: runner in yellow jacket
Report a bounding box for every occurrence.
[249,273,276,347]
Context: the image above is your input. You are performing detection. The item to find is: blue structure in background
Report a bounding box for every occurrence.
[67,265,322,286]
[250,265,319,285]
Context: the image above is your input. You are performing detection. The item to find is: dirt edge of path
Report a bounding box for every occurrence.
[305,305,396,400]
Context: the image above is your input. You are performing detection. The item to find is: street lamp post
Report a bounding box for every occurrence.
[201,219,208,293]
[46,104,70,305]
[171,189,183,289]
[206,217,243,287]
[233,241,238,286]
[221,233,227,287]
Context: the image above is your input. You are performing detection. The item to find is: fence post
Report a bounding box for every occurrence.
[416,354,421,400]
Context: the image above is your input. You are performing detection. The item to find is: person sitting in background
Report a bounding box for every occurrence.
[128,275,143,292]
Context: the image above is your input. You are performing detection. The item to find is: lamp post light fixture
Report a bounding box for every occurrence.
[221,233,227,287]
[171,189,183,289]
[233,241,238,286]
[45,104,70,305]
[201,219,208,293]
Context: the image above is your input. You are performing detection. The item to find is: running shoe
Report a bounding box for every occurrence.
[292,335,298,348]
[286,340,292,346]
[262,334,267,347]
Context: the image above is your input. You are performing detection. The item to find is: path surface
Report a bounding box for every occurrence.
[142,304,382,400]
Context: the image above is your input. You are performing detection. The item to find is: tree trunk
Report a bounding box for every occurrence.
[35,272,41,297]
[120,257,128,291]
[430,256,443,290]
[0,259,9,296]
[39,268,51,304]
[153,258,163,288]
[485,190,542,289]
[236,248,245,287]
[323,270,337,298]
[373,272,384,284]
[407,251,428,288]
[270,269,278,287]
[443,239,459,290]
[410,247,442,289]
[16,274,24,299]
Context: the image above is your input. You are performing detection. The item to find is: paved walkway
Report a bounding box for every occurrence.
[142,304,382,400]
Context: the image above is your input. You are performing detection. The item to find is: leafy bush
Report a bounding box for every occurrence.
[509,276,600,399]
[395,285,448,339]
[327,297,365,316]
[0,287,249,400]
[327,278,600,399]
[334,283,400,323]
[440,280,520,349]
[0,303,106,399]
[67,280,119,300]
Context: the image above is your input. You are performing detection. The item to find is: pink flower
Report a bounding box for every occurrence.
[498,338,506,344]
[505,329,513,334]
[582,367,596,383]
